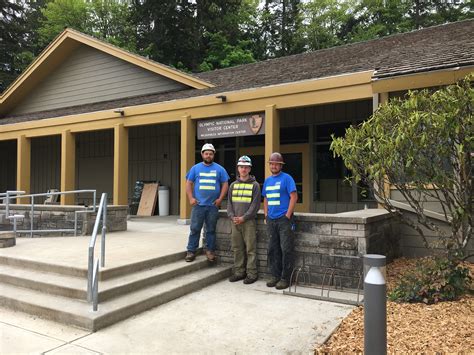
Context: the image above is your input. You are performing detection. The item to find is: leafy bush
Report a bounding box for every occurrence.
[388,257,472,304]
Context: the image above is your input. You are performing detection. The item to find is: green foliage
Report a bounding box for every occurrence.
[198,32,255,71]
[389,257,472,304]
[331,76,473,259]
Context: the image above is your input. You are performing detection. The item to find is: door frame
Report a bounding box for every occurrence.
[239,143,310,212]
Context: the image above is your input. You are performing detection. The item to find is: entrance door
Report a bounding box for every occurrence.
[239,144,310,212]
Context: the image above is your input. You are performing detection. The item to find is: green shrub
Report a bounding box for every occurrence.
[388,257,472,304]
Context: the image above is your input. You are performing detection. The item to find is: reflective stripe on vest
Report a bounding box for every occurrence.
[266,193,280,198]
[268,200,280,206]
[232,189,252,196]
[266,185,280,191]
[199,172,217,177]
[232,196,251,203]
[199,185,216,190]
[234,183,253,190]
[200,179,216,184]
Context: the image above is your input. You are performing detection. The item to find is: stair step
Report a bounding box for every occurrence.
[0,249,202,280]
[0,256,210,301]
[0,264,231,331]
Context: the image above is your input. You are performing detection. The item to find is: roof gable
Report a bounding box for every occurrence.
[0,28,213,115]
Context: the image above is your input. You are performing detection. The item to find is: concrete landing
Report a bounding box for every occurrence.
[1,279,354,354]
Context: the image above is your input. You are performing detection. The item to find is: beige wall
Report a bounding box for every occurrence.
[11,45,188,115]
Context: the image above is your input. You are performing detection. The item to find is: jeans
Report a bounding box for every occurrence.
[267,215,294,281]
[231,219,257,278]
[187,205,219,253]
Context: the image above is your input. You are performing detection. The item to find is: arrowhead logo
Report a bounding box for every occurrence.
[249,115,263,134]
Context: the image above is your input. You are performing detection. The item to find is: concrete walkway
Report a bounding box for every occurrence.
[0,216,354,354]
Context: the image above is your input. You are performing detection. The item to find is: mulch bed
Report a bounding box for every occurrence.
[315,258,474,353]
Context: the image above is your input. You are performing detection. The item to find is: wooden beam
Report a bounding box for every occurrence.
[113,123,129,205]
[60,130,76,205]
[16,135,30,203]
[264,104,280,179]
[179,115,195,219]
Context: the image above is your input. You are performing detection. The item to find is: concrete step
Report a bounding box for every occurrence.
[0,249,202,279]
[0,264,232,331]
[0,256,210,301]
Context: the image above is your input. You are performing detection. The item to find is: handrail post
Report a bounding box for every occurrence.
[30,196,34,238]
[6,191,9,217]
[87,246,94,302]
[101,193,107,268]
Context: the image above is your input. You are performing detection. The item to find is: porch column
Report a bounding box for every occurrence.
[264,104,280,178]
[16,135,31,203]
[113,123,129,205]
[61,130,76,205]
[180,115,195,220]
[374,93,391,205]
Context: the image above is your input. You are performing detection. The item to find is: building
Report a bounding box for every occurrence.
[0,19,473,220]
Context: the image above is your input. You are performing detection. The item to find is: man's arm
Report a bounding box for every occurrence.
[215,181,229,207]
[285,191,298,219]
[263,197,268,219]
[227,183,235,218]
[186,180,198,205]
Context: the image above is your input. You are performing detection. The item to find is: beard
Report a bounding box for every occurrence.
[203,156,214,164]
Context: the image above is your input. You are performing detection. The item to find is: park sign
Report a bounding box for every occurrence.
[197,113,265,139]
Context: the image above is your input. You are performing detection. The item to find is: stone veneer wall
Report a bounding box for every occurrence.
[0,204,128,236]
[215,209,399,288]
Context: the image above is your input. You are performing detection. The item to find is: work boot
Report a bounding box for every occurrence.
[266,277,280,287]
[229,274,245,282]
[243,276,258,285]
[275,279,289,290]
[206,250,216,262]
[184,252,195,262]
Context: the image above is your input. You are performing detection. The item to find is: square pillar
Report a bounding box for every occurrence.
[113,123,129,206]
[374,93,391,205]
[16,135,30,203]
[264,104,280,178]
[180,116,195,220]
[61,130,76,205]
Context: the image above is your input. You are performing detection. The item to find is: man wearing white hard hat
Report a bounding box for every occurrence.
[185,143,229,262]
[227,155,261,284]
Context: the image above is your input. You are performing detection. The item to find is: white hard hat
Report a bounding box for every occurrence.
[237,155,252,166]
[201,143,215,153]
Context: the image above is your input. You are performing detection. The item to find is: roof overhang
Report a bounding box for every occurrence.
[0,29,214,115]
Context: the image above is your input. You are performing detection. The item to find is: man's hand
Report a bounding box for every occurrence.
[189,198,198,206]
[285,213,292,220]
[233,216,244,225]
[214,198,223,207]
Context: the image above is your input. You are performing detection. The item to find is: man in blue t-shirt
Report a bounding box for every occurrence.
[185,143,229,262]
[262,152,298,290]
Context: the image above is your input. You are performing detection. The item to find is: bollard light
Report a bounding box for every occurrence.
[364,254,387,355]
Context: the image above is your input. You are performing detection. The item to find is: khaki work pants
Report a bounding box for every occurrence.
[231,219,257,278]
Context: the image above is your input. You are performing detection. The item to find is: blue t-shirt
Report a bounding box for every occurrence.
[186,162,230,206]
[262,172,297,219]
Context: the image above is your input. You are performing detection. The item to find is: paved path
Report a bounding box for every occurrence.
[0,216,354,353]
[1,279,353,354]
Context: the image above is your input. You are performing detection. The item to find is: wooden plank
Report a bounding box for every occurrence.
[137,183,159,216]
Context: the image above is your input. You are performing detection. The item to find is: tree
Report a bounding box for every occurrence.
[331,76,473,261]
[0,0,26,91]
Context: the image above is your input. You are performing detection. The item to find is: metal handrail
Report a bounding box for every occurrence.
[1,189,97,237]
[87,192,107,311]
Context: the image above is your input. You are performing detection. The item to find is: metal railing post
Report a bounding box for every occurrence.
[87,246,94,302]
[101,193,107,268]
[30,196,34,238]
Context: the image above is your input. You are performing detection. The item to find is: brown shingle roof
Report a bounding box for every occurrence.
[1,19,473,125]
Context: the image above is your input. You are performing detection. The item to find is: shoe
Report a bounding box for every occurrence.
[266,277,280,287]
[275,279,289,290]
[229,274,246,282]
[206,250,216,262]
[185,252,195,262]
[243,276,258,284]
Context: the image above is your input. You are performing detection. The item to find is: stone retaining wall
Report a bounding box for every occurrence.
[0,205,128,236]
[215,209,399,288]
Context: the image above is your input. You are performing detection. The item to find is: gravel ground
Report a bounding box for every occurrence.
[315,258,474,354]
